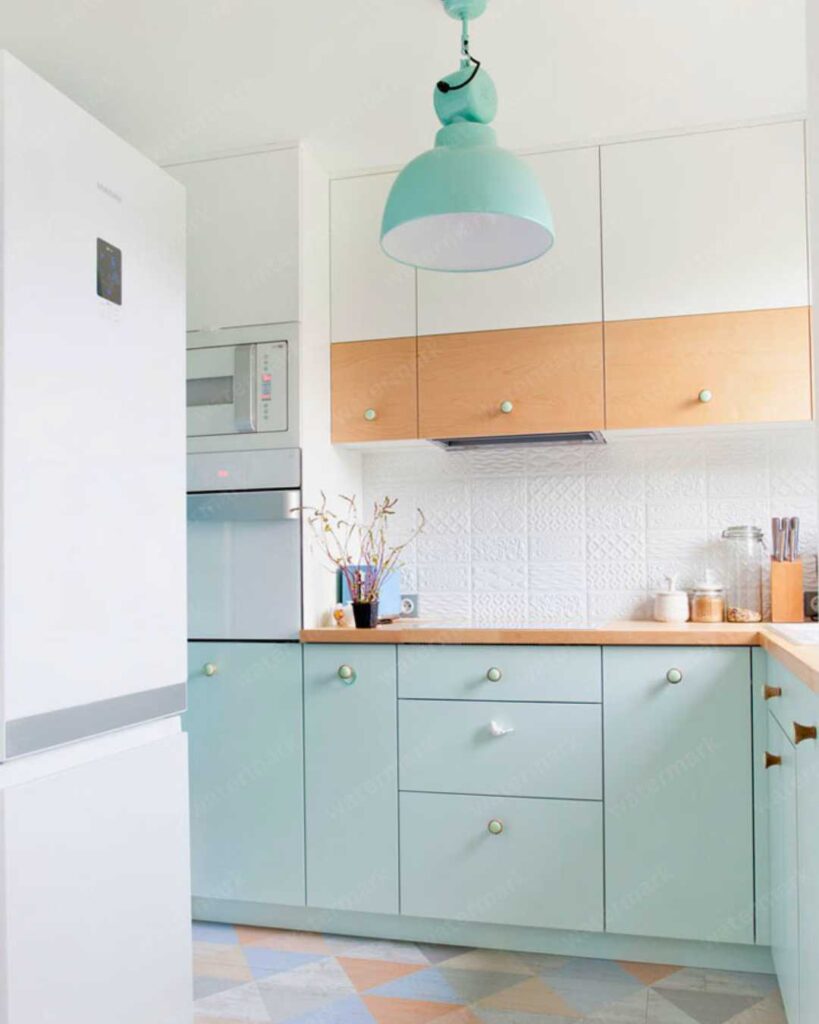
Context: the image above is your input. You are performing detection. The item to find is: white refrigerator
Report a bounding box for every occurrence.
[0,53,192,1024]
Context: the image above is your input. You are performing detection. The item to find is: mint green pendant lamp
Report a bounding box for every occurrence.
[381,0,554,272]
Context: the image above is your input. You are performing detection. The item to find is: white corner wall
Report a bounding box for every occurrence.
[299,146,362,627]
[809,4,819,510]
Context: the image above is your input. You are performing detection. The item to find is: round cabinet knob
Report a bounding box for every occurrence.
[765,751,783,769]
[203,663,218,677]
[666,668,683,684]
[487,819,504,835]
[764,685,783,701]
[486,667,502,682]
[489,720,515,738]
[363,408,377,422]
[337,664,357,685]
[698,389,713,404]
[499,400,514,414]
[794,722,817,745]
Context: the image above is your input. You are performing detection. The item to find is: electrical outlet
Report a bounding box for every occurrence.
[401,594,420,618]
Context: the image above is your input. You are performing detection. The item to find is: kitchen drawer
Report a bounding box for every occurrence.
[399,699,602,799]
[400,792,603,931]
[397,645,601,702]
[766,657,819,743]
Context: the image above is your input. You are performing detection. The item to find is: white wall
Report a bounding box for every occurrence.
[809,0,819,509]
[363,427,817,626]
[299,147,362,627]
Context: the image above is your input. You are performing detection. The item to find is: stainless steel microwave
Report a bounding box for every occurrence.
[186,323,299,452]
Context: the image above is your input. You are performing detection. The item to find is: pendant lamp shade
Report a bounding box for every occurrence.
[381,123,554,272]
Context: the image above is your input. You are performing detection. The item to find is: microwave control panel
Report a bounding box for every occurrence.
[256,341,288,432]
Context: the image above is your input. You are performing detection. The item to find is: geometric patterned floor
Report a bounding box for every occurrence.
[192,922,786,1024]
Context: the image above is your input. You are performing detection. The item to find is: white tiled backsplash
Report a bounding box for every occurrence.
[362,426,818,625]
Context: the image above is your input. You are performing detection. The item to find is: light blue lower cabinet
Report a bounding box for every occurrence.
[303,644,399,914]
[768,710,800,1024]
[603,647,754,944]
[184,642,305,906]
[400,792,604,931]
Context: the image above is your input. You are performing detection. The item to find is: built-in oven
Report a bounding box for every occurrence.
[187,449,302,641]
[186,323,299,453]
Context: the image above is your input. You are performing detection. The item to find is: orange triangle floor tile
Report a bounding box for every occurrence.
[363,995,465,1024]
[431,1008,484,1024]
[476,976,583,1017]
[234,926,331,954]
[617,960,682,986]
[339,957,426,993]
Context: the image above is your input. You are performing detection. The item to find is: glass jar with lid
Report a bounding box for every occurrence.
[690,570,726,623]
[721,526,765,623]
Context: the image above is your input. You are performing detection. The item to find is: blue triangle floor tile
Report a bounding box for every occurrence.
[244,947,329,979]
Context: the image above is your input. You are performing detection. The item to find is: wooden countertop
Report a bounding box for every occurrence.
[299,621,819,696]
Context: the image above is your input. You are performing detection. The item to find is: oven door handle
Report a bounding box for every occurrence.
[233,344,257,433]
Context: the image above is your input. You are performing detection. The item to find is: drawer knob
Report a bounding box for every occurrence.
[203,663,218,677]
[794,722,817,744]
[363,408,377,422]
[698,389,713,404]
[337,664,357,684]
[499,400,514,414]
[666,668,683,684]
[765,751,782,769]
[764,685,783,701]
[486,667,502,682]
[489,720,515,738]
[487,819,504,835]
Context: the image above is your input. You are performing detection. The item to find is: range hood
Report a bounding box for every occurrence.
[431,431,606,450]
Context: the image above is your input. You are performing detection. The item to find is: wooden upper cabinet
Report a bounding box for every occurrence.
[168,148,300,331]
[331,174,416,343]
[605,307,813,429]
[331,338,418,442]
[601,122,809,321]
[417,147,602,335]
[418,324,604,439]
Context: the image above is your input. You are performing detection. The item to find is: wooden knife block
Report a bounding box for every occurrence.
[771,558,804,623]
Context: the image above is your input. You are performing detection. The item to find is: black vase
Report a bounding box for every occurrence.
[352,600,379,629]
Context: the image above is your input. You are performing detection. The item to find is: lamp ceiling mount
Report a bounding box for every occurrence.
[442,0,487,22]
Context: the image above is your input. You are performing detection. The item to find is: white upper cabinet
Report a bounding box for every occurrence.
[601,122,809,321]
[330,173,416,342]
[169,148,300,331]
[417,147,603,335]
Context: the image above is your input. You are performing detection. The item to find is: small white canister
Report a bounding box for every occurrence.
[653,575,691,623]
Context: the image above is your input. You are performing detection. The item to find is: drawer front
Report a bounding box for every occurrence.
[767,656,819,743]
[398,645,601,702]
[400,792,603,931]
[399,699,602,799]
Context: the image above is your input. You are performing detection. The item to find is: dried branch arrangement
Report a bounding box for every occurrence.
[297,494,425,604]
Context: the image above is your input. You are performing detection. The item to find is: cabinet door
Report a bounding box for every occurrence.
[331,173,416,342]
[331,338,418,441]
[418,147,602,335]
[768,712,800,1024]
[183,642,305,906]
[304,644,399,913]
[602,122,809,321]
[603,647,754,943]
[400,792,603,931]
[418,323,604,439]
[169,148,300,331]
[605,306,812,429]
[796,699,819,1024]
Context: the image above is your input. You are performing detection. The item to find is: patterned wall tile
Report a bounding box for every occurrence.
[362,426,818,626]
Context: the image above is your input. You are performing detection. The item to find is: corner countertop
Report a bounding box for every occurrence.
[299,621,819,697]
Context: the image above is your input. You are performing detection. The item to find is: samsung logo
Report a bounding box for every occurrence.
[97,182,123,203]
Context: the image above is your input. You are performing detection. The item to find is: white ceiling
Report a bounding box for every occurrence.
[0,0,807,173]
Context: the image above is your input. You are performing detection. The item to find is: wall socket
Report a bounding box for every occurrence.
[401,593,420,618]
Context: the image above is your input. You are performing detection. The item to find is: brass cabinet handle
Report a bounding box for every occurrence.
[794,722,817,745]
[764,685,783,701]
[764,752,782,769]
